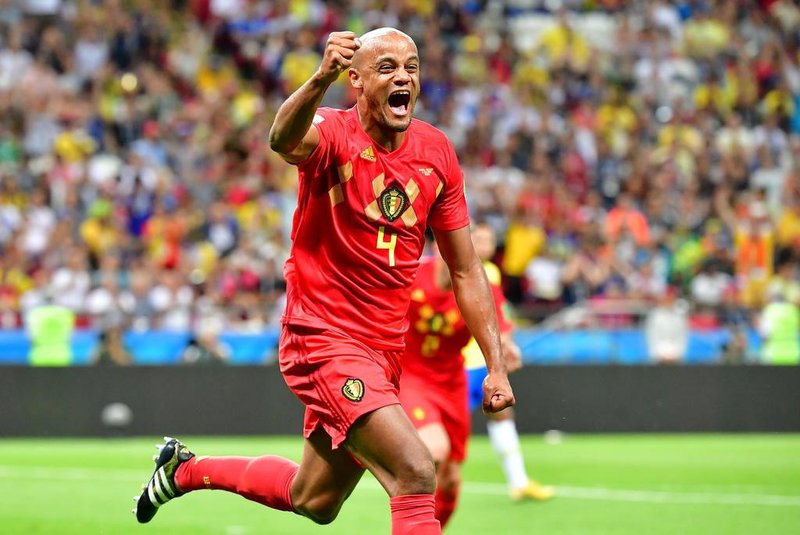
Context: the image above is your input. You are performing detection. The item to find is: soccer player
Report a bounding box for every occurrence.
[463,222,554,501]
[133,28,514,535]
[399,243,515,528]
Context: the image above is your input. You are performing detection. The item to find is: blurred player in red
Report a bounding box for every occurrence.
[134,28,514,535]
[399,238,515,529]
[463,223,554,502]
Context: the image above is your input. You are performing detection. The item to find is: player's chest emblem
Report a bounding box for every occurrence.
[364,173,421,227]
[329,158,443,231]
[379,186,409,222]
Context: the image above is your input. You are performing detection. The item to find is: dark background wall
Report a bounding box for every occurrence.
[1,366,798,437]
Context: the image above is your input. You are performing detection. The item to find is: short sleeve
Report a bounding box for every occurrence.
[428,139,470,231]
[492,283,514,334]
[296,107,345,177]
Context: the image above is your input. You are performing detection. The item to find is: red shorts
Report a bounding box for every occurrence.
[279,324,403,449]
[398,372,470,462]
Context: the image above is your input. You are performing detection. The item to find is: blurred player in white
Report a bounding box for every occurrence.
[463,222,554,501]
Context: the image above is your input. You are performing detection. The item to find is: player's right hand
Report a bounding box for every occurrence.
[316,31,361,84]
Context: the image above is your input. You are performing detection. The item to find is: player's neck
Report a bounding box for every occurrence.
[355,103,406,152]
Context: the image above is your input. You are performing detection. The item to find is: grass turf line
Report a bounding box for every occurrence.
[0,434,798,534]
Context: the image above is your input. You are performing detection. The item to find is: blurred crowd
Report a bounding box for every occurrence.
[0,0,799,361]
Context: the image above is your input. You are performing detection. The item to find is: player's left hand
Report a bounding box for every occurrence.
[482,372,515,414]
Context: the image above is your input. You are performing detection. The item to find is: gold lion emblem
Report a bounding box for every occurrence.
[342,378,365,402]
[379,186,408,222]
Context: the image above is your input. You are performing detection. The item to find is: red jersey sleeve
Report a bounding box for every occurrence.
[428,139,470,231]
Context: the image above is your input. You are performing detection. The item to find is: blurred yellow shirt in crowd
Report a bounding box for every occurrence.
[462,261,504,370]
[196,60,237,99]
[231,89,262,127]
[776,208,800,247]
[80,218,117,256]
[658,124,703,154]
[53,130,96,162]
[683,17,730,58]
[762,89,795,118]
[0,267,33,297]
[538,24,590,70]
[281,49,322,94]
[694,82,736,116]
[503,222,546,277]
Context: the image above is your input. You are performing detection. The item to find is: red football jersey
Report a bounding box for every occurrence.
[282,107,470,349]
[403,257,510,386]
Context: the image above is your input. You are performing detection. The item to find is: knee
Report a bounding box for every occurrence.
[293,493,343,525]
[395,451,437,496]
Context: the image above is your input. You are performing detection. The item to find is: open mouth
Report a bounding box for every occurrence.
[388,91,411,117]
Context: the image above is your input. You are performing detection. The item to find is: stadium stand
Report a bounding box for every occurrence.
[0,0,798,365]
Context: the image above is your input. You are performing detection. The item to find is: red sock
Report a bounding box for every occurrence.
[390,494,441,535]
[434,483,460,528]
[175,456,298,512]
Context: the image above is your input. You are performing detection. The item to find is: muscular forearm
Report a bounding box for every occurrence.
[269,31,360,161]
[268,73,331,157]
[451,258,506,375]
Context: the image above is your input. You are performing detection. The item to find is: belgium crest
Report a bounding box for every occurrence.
[379,186,409,222]
[342,378,365,402]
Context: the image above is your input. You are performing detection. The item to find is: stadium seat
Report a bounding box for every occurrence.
[124,331,191,365]
[220,331,280,365]
[0,331,30,364]
[685,330,728,364]
[70,331,100,366]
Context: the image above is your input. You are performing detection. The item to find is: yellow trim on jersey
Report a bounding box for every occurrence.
[463,261,502,370]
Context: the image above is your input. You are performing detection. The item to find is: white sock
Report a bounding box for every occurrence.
[487,418,529,490]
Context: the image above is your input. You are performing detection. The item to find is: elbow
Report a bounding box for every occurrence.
[267,122,297,156]
[268,130,287,155]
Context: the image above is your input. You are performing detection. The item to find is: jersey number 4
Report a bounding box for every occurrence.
[376,226,397,267]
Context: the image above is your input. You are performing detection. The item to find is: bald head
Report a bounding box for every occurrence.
[347,26,420,140]
[352,27,416,70]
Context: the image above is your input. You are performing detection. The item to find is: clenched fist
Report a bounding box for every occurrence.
[317,31,361,84]
[482,372,516,414]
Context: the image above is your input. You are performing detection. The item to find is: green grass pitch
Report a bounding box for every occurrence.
[1,434,798,534]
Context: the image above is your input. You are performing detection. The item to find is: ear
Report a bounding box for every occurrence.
[349,68,363,89]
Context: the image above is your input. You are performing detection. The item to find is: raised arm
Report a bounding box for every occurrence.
[434,225,515,413]
[268,31,361,164]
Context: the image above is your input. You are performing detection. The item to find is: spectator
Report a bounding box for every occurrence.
[644,286,689,364]
[148,269,194,331]
[605,192,650,247]
[119,268,158,332]
[50,246,91,314]
[758,288,800,365]
[690,258,733,308]
[25,293,75,366]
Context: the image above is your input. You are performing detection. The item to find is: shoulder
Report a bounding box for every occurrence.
[409,119,459,167]
[313,107,360,136]
[313,107,349,125]
[410,118,453,146]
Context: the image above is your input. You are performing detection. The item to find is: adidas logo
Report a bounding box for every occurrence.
[418,167,433,176]
[360,146,376,161]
